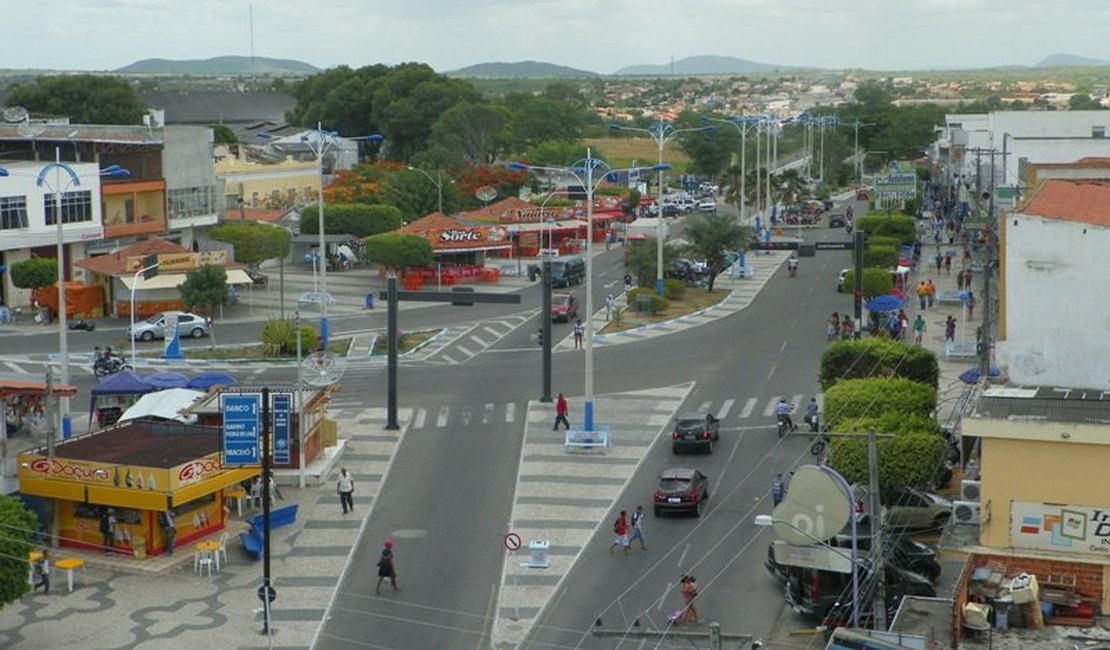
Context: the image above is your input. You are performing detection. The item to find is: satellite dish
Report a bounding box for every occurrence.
[299,351,345,387]
[475,185,497,204]
[2,106,28,123]
[17,122,45,138]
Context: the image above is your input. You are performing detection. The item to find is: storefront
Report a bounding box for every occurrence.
[393,213,514,289]
[17,419,258,557]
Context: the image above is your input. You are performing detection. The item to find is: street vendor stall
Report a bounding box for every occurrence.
[89,370,155,428]
[17,419,258,557]
[2,375,78,495]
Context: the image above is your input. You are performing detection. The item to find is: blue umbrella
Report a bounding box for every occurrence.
[959,367,1001,384]
[865,294,905,313]
[187,372,237,390]
[143,372,190,390]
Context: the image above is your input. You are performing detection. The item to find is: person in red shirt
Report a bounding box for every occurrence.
[553,393,570,431]
[609,510,630,555]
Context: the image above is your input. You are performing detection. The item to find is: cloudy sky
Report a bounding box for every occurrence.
[6,0,1109,73]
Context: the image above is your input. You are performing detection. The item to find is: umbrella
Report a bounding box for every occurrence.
[187,371,237,391]
[143,371,190,390]
[865,294,905,313]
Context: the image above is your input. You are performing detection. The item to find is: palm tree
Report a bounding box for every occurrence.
[683,213,750,292]
[772,168,807,209]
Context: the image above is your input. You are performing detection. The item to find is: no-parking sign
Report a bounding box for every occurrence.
[503,532,522,552]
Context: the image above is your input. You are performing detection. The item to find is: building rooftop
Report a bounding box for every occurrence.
[970,386,1110,424]
[139,90,296,125]
[47,420,219,468]
[75,238,191,277]
[1021,179,1110,227]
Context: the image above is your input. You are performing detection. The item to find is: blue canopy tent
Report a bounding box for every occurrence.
[89,370,155,426]
[143,372,190,390]
[186,372,237,391]
[865,294,905,313]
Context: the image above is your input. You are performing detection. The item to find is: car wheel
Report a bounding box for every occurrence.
[654,506,663,517]
[140,331,154,342]
[694,499,703,517]
[932,512,951,530]
[191,328,205,338]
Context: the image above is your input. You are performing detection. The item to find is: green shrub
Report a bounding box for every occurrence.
[860,244,897,269]
[819,338,939,390]
[823,377,936,428]
[841,268,894,300]
[260,318,318,356]
[626,287,668,314]
[857,214,916,245]
[831,413,941,437]
[868,235,902,249]
[828,432,946,491]
[662,278,686,300]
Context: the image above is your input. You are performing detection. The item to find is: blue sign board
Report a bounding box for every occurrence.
[272,393,292,465]
[221,393,261,466]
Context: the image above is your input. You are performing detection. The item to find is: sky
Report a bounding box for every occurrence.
[4,0,1110,74]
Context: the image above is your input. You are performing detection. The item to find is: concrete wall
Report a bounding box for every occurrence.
[996,215,1110,387]
[163,126,214,188]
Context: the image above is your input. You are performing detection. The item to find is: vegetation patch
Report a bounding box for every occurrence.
[372,330,440,355]
[600,289,727,333]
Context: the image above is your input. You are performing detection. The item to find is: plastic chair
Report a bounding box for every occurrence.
[196,552,214,577]
[217,533,229,566]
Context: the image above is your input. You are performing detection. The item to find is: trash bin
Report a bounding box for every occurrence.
[636,295,654,315]
[365,294,374,309]
[132,537,146,560]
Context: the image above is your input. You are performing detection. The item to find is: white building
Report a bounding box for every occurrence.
[996,179,1110,388]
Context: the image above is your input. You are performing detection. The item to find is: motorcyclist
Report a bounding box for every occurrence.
[805,398,820,432]
[787,255,798,276]
[775,398,796,432]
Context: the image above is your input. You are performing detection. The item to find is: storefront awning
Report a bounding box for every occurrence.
[172,468,258,507]
[121,268,252,291]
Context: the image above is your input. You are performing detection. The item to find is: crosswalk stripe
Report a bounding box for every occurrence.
[717,398,734,420]
[505,402,516,423]
[470,335,488,348]
[4,361,23,373]
[483,403,494,424]
[792,394,805,410]
[441,355,458,365]
[762,398,778,418]
[483,326,502,338]
[456,345,474,358]
[698,400,712,412]
[413,408,426,429]
[436,406,450,427]
[740,397,757,419]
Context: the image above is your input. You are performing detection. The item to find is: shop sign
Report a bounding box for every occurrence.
[1011,501,1110,556]
[439,230,483,243]
[171,456,224,491]
[125,251,227,273]
[22,457,113,484]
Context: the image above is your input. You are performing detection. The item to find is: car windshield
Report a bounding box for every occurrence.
[144,315,162,324]
[675,419,704,432]
[660,478,692,491]
[552,295,570,306]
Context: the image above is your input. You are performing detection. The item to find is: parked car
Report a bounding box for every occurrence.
[550,293,579,322]
[297,291,336,311]
[666,258,706,282]
[696,199,718,213]
[828,213,846,228]
[828,531,942,583]
[777,556,936,621]
[671,411,720,454]
[660,203,682,218]
[127,311,210,341]
[653,468,709,517]
[854,486,953,531]
[244,267,269,287]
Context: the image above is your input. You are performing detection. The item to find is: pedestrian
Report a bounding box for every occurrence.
[916,281,927,310]
[376,539,400,594]
[912,314,926,345]
[337,467,355,515]
[628,505,647,550]
[31,550,49,594]
[945,315,956,342]
[604,293,615,321]
[269,476,284,501]
[609,510,631,555]
[771,473,785,507]
[99,508,117,554]
[623,273,632,292]
[681,575,700,624]
[899,310,909,341]
[573,318,584,349]
[944,252,952,274]
[926,279,936,308]
[967,291,975,320]
[934,252,943,272]
[964,269,973,291]
[553,392,570,431]
[160,509,176,555]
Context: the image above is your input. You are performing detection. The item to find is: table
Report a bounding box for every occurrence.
[194,541,220,574]
[224,486,247,517]
[54,558,85,593]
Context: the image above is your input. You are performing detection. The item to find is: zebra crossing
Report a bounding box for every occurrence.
[417,310,538,365]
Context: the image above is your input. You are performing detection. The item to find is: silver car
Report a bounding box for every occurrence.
[128,311,210,341]
[297,291,336,311]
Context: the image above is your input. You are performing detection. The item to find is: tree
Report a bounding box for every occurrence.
[376,171,459,221]
[827,431,946,491]
[209,124,239,145]
[428,102,508,164]
[9,258,58,296]
[818,338,940,391]
[300,203,403,237]
[209,222,291,267]
[678,121,741,179]
[682,213,749,291]
[259,318,317,356]
[0,496,36,605]
[860,244,898,269]
[502,93,586,150]
[363,234,433,272]
[772,168,807,207]
[856,214,917,245]
[823,377,936,429]
[521,140,588,167]
[624,239,680,288]
[5,75,146,124]
[841,267,894,299]
[178,266,228,317]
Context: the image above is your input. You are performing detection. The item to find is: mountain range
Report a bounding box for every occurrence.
[114,56,319,75]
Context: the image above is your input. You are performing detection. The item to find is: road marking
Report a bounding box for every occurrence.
[717,399,734,420]
[505,402,516,423]
[677,542,691,568]
[483,326,501,338]
[698,400,711,412]
[739,398,757,419]
[792,394,805,409]
[436,406,450,427]
[763,398,778,418]
[477,582,497,646]
[766,364,776,381]
[456,345,474,358]
[461,406,473,426]
[656,581,673,612]
[718,425,777,432]
[483,403,494,424]
[605,280,619,288]
[470,335,488,348]
[780,339,788,353]
[413,408,426,429]
[4,361,24,374]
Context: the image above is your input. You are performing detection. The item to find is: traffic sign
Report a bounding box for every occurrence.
[814,241,854,251]
[257,583,277,603]
[221,393,261,466]
[271,393,292,465]
[749,240,799,251]
[504,532,522,552]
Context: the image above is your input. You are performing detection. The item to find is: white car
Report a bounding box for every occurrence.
[128,311,210,341]
[697,199,717,213]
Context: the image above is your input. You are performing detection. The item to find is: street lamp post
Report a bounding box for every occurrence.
[509,155,668,432]
[701,115,761,225]
[408,166,444,215]
[610,121,714,297]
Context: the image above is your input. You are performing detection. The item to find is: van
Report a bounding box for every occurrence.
[548,257,585,287]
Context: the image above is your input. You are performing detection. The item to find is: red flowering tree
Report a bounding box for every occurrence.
[323,162,405,204]
[452,163,529,208]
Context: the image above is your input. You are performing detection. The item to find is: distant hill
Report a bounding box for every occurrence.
[447,60,598,78]
[114,56,319,75]
[1034,53,1110,68]
[614,55,803,76]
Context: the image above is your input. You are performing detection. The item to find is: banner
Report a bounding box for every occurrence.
[272,393,292,465]
[125,251,227,273]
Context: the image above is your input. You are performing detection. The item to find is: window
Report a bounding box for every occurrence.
[43,190,93,225]
[0,195,29,230]
[1094,126,1106,139]
[167,185,217,220]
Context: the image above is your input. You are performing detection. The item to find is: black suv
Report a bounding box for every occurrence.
[671,412,720,454]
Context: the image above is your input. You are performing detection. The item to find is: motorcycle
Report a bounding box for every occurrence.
[788,264,798,277]
[92,350,131,377]
[68,319,96,331]
[777,416,791,438]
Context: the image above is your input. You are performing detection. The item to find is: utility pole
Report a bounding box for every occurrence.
[853,230,865,339]
[540,260,552,402]
[868,427,886,629]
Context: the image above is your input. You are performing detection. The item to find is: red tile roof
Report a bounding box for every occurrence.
[223,208,286,223]
[1022,180,1110,226]
[76,238,192,277]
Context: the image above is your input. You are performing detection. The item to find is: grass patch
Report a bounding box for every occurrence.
[601,287,727,333]
[185,340,349,360]
[582,137,691,170]
[371,330,439,355]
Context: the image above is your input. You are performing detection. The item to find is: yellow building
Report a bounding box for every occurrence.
[215,154,320,212]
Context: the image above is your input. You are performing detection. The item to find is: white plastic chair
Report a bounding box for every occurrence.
[217,533,229,566]
[197,553,214,577]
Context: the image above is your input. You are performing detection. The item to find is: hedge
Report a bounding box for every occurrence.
[841,268,894,300]
[819,338,939,390]
[860,244,897,269]
[827,432,946,491]
[822,377,936,428]
[662,278,686,300]
[856,214,916,245]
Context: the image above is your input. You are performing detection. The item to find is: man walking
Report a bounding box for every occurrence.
[604,293,615,321]
[160,509,176,555]
[553,393,570,431]
[628,505,647,550]
[771,473,786,507]
[100,508,117,554]
[945,315,957,342]
[337,467,355,515]
[912,314,926,345]
[573,318,585,349]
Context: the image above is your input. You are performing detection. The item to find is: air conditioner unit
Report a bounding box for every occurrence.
[961,480,981,502]
[953,501,982,524]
